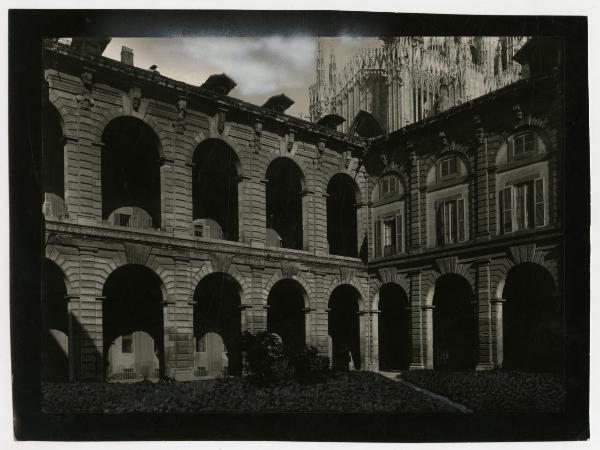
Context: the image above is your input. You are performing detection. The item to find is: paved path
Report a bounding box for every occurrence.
[378,371,473,414]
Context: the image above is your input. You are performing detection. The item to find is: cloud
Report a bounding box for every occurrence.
[106,37,316,97]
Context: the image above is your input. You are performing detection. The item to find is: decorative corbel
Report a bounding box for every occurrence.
[473,114,486,144]
[130,86,142,112]
[76,70,95,110]
[439,130,449,151]
[512,104,523,128]
[286,129,296,153]
[217,108,227,134]
[173,96,188,134]
[251,119,263,154]
[343,150,351,169]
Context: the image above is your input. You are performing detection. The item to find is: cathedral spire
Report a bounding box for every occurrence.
[316,37,325,85]
[328,39,337,92]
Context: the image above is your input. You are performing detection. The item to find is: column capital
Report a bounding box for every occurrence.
[420,304,435,310]
[65,295,81,302]
[302,307,315,313]
[490,297,506,304]
[239,304,253,310]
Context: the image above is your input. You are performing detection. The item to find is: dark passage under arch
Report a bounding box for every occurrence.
[327,173,359,257]
[192,139,239,241]
[193,273,242,377]
[101,117,162,229]
[378,283,410,371]
[266,158,304,250]
[328,285,361,370]
[41,259,69,381]
[432,274,477,371]
[103,264,164,380]
[503,263,562,372]
[267,279,306,355]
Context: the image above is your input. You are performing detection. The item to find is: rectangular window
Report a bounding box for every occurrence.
[440,157,458,178]
[122,334,133,354]
[501,178,545,233]
[123,368,135,379]
[437,199,466,245]
[194,224,205,237]
[118,214,131,227]
[513,133,534,157]
[383,218,396,256]
[374,219,382,258]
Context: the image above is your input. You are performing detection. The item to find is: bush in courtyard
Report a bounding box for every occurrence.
[289,345,330,383]
[240,331,290,385]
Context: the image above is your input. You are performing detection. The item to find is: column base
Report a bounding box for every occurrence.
[409,363,426,370]
[475,363,495,371]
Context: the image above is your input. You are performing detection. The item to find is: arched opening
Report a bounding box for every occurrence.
[103,265,164,381]
[41,259,69,381]
[503,263,561,371]
[42,104,65,219]
[327,173,359,257]
[101,117,161,229]
[267,279,306,355]
[378,283,410,371]
[192,139,239,241]
[328,285,361,370]
[193,273,241,377]
[265,158,304,250]
[432,274,476,370]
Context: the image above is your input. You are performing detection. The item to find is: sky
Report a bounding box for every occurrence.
[101,37,380,118]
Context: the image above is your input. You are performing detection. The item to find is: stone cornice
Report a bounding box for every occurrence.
[43,41,367,154]
[45,220,367,272]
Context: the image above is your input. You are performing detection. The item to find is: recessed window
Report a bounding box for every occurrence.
[122,334,133,353]
[118,213,131,227]
[380,175,398,198]
[513,133,534,158]
[374,211,404,258]
[500,178,545,233]
[436,198,465,245]
[439,157,458,179]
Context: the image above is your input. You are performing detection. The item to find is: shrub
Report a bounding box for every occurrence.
[289,345,330,383]
[240,331,290,385]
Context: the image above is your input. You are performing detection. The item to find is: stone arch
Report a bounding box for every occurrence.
[99,253,171,302]
[424,257,475,305]
[262,270,313,308]
[371,272,410,310]
[263,153,309,192]
[422,147,472,187]
[190,133,245,176]
[97,109,166,159]
[45,248,77,297]
[191,261,251,306]
[326,170,362,204]
[324,278,367,311]
[506,244,558,288]
[45,95,67,135]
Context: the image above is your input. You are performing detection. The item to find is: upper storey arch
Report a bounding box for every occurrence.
[495,127,549,169]
[424,150,471,190]
[101,116,163,230]
[265,156,307,250]
[192,138,242,242]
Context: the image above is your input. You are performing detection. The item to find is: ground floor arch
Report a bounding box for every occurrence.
[102,264,165,380]
[328,284,362,370]
[378,283,410,371]
[432,274,477,371]
[267,278,307,355]
[502,262,562,371]
[41,259,69,381]
[193,272,242,377]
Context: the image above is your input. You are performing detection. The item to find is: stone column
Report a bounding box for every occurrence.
[408,270,426,370]
[239,304,253,333]
[491,297,506,368]
[161,298,176,378]
[169,256,194,380]
[421,304,435,369]
[474,258,494,370]
[300,307,313,347]
[369,309,381,372]
[159,157,176,233]
[302,188,315,252]
[315,191,329,255]
[358,310,370,371]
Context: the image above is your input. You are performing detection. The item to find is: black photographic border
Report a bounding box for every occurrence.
[8,9,590,441]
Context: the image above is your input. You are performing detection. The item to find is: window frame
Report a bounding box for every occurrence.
[438,155,459,181]
[436,197,466,246]
[499,176,546,234]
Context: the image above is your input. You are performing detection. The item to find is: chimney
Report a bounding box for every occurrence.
[121,46,134,66]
